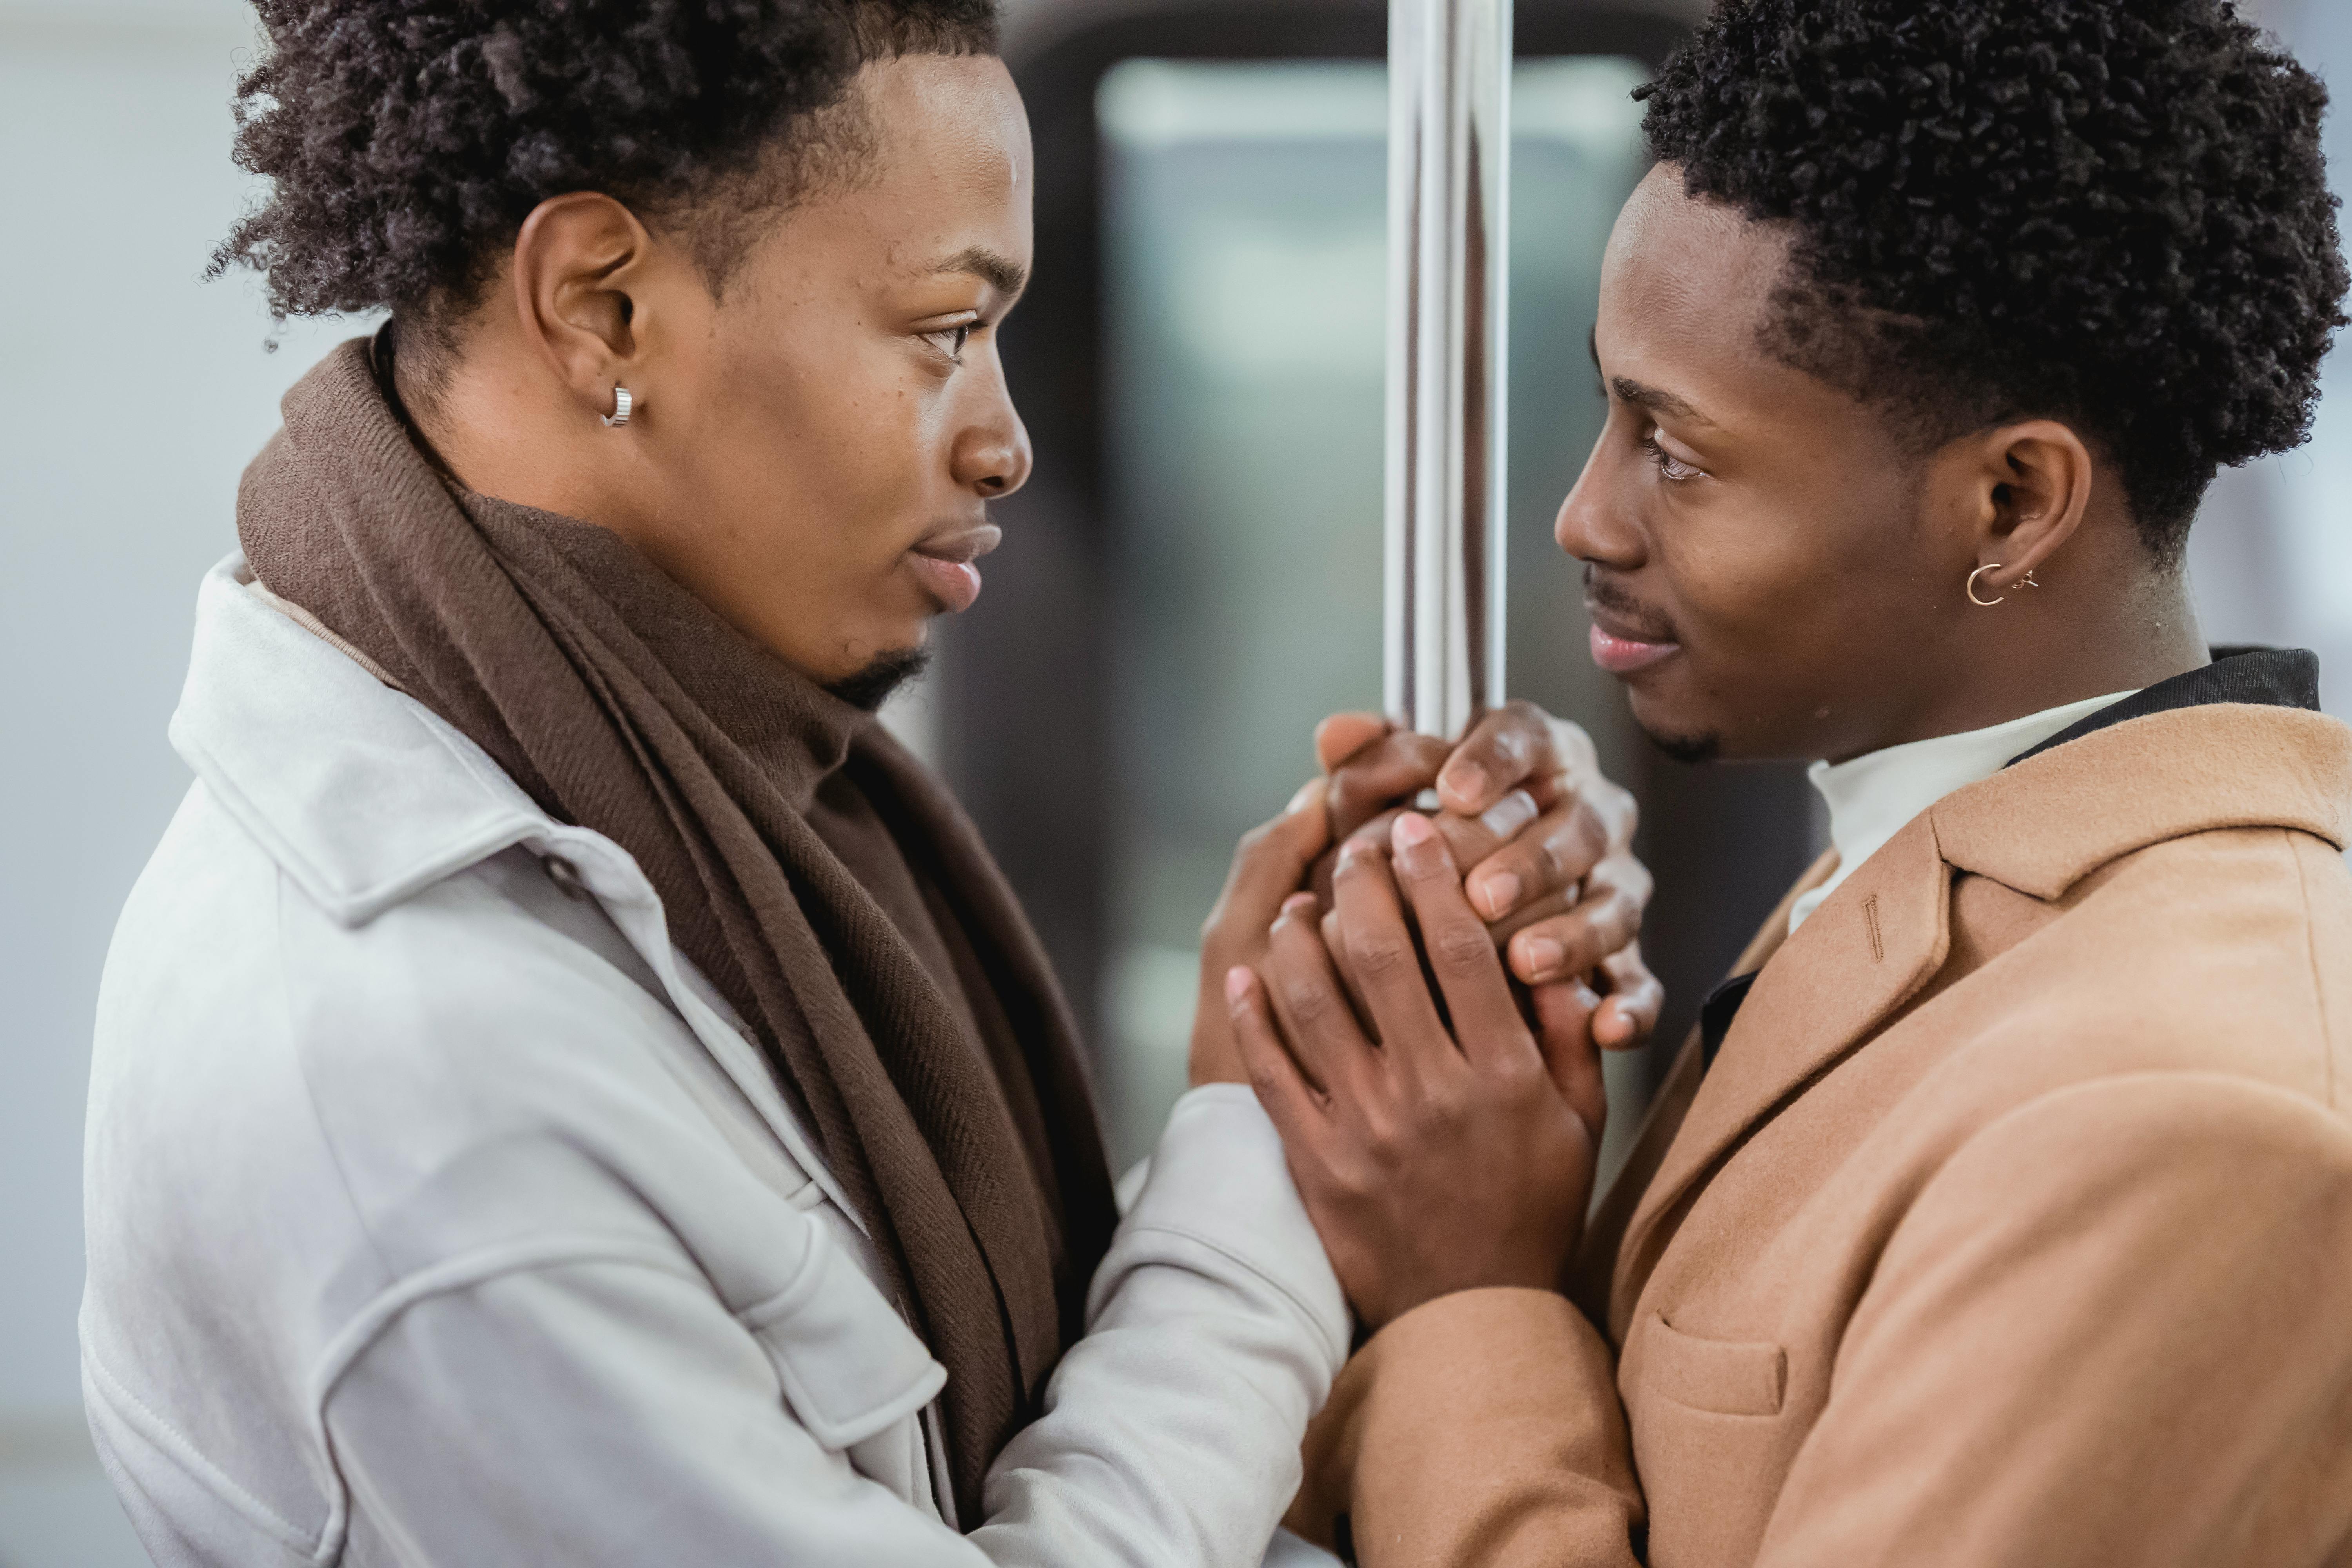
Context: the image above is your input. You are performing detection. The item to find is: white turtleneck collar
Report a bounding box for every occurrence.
[1786,690,2140,935]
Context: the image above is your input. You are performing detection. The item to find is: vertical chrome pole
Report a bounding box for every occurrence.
[1385,0,1511,739]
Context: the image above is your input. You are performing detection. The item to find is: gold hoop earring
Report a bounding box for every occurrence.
[1967,563,2007,606]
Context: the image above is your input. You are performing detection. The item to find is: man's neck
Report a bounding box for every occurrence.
[1827,563,2207,765]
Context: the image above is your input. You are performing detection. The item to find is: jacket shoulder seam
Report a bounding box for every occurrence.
[274,869,399,1295]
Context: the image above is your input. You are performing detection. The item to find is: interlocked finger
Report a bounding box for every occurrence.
[1262,892,1375,1097]
[1507,892,1640,988]
[1464,795,1615,928]
[1329,837,1451,1071]
[1386,814,1532,1070]
[1227,966,1329,1145]
[1594,942,1664,1049]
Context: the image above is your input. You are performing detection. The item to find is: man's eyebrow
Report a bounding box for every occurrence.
[1588,330,1714,425]
[932,246,1028,298]
[1608,375,1711,426]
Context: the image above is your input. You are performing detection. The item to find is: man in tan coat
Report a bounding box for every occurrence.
[1216,0,2352,1561]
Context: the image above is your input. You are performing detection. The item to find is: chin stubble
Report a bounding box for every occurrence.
[1642,723,1722,766]
[824,646,934,712]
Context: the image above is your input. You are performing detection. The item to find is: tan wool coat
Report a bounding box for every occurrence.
[1289,702,2352,1567]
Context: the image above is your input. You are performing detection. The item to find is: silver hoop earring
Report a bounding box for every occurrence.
[601,385,634,428]
[1966,563,2007,607]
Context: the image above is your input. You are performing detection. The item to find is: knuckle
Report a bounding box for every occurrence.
[1350,931,1414,983]
[1493,1049,1544,1092]
[1331,1150,1379,1197]
[1530,833,1568,890]
[1602,851,1655,902]
[1284,975,1336,1027]
[1432,922,1495,973]
[1555,713,1597,759]
[1571,806,1612,863]
[1403,1086,1466,1142]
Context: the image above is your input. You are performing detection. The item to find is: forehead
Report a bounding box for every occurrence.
[1595,166,1801,404]
[856,54,1032,253]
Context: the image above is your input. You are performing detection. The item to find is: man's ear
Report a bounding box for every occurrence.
[1952,419,2096,595]
[508,192,663,426]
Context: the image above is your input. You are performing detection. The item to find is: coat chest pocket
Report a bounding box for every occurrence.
[1644,1312,1787,1418]
[737,1223,947,1452]
[1633,1314,1796,1566]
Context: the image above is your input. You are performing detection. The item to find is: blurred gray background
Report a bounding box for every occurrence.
[5,0,2348,1559]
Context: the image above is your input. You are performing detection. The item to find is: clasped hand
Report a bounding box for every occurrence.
[1190,702,1655,1330]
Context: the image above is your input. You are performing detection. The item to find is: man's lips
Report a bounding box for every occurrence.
[908,522,1002,614]
[1585,606,1681,675]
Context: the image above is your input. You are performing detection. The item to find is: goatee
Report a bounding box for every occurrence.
[826,646,934,712]
[1644,724,1722,765]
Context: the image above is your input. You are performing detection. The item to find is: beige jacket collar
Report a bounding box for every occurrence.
[1614,702,2352,1327]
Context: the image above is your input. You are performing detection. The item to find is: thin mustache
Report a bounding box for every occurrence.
[1582,564,1679,644]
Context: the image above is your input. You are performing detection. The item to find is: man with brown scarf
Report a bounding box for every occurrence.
[80,3,1659,1564]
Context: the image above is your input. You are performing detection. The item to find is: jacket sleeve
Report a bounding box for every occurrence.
[323,1083,1349,1567]
[975,1082,1351,1562]
[1290,1074,2352,1568]
[1284,1288,1644,1566]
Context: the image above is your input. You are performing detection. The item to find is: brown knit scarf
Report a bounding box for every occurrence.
[238,337,1116,1523]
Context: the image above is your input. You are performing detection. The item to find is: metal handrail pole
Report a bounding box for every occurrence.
[1385,0,1511,740]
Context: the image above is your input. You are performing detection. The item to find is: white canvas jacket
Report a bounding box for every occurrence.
[82,558,1348,1568]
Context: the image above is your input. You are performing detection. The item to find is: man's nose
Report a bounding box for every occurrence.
[955,403,1033,499]
[1555,436,1642,568]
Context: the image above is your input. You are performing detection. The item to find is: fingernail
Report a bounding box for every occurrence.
[1519,935,1567,978]
[1394,812,1436,849]
[1287,777,1323,815]
[1477,789,1537,842]
[1443,760,1489,805]
[1476,869,1523,919]
[1280,892,1318,918]
[1225,966,1252,1006]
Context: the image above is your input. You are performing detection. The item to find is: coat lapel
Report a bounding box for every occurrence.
[1568,851,1837,1321]
[1610,816,1951,1333]
[1604,703,2352,1335]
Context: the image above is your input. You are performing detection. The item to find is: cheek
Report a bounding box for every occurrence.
[1650,499,1814,648]
[701,339,936,562]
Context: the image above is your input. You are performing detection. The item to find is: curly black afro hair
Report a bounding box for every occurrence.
[1638,0,2348,557]
[216,0,998,333]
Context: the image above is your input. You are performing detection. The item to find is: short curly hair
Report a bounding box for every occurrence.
[1638,0,2348,558]
[216,0,998,334]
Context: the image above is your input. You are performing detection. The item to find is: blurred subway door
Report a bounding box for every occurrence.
[1093,58,1652,1165]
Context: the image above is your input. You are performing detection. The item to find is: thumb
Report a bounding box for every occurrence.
[1214,779,1332,926]
[1315,711,1391,774]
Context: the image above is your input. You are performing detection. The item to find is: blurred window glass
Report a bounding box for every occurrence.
[1095,56,1652,1164]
